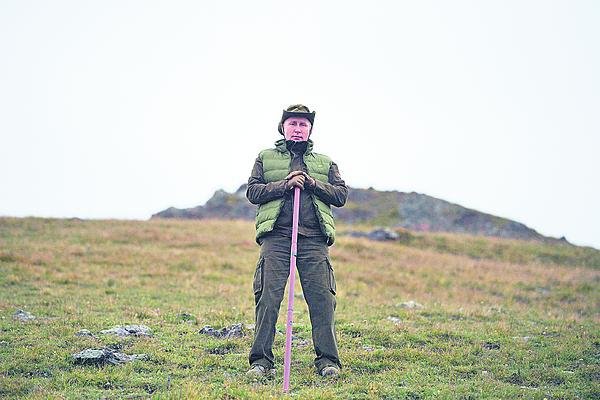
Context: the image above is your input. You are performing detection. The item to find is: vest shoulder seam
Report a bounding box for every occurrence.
[309,151,331,160]
[258,148,281,160]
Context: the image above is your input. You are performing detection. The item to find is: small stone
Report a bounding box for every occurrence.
[397,301,423,309]
[512,335,535,342]
[198,323,245,339]
[273,330,310,346]
[72,348,147,366]
[483,342,500,350]
[177,312,196,322]
[99,324,153,337]
[362,345,374,352]
[207,346,233,355]
[75,329,97,338]
[348,228,400,241]
[292,335,310,347]
[13,309,35,321]
[535,287,551,295]
[367,228,400,241]
[387,316,402,324]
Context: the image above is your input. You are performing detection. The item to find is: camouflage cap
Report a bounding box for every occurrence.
[278,104,316,135]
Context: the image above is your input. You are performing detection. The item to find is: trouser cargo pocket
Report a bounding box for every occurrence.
[253,257,264,295]
[326,257,336,295]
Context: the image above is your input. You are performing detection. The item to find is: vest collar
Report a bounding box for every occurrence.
[275,138,313,155]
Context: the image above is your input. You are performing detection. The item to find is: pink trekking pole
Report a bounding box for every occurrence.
[283,186,301,393]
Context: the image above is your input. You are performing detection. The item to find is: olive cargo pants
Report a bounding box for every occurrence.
[249,233,341,372]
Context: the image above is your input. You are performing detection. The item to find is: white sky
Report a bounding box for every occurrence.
[1,1,598,249]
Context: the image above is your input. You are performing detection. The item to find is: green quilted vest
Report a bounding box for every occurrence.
[255,138,336,245]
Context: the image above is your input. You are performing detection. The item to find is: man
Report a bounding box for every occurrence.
[246,104,348,379]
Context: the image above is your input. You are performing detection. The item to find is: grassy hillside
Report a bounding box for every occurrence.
[340,226,600,268]
[0,217,598,399]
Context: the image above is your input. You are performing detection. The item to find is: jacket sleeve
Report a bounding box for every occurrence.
[308,161,348,207]
[246,156,288,205]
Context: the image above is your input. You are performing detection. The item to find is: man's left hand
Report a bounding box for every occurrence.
[302,172,316,189]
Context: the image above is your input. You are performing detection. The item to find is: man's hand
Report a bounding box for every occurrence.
[302,172,316,189]
[285,171,305,190]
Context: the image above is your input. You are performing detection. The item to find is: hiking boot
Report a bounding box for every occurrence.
[246,364,275,379]
[320,366,340,378]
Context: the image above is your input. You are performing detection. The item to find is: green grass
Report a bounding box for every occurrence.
[0,217,599,399]
[340,226,600,268]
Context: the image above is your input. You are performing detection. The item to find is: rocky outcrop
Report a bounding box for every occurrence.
[13,309,35,322]
[151,184,570,244]
[99,325,153,337]
[198,323,246,339]
[348,228,401,241]
[152,186,255,220]
[72,348,148,366]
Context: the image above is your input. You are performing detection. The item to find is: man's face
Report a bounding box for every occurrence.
[283,117,311,142]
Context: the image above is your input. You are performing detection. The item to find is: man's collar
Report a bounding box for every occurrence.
[275,138,313,154]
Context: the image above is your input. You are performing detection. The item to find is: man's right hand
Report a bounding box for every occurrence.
[285,171,305,190]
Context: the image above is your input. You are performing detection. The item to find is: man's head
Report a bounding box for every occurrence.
[278,104,315,141]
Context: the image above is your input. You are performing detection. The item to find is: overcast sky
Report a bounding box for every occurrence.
[1,1,598,249]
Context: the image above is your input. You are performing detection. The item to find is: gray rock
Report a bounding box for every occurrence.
[535,287,551,296]
[273,330,310,347]
[348,228,400,241]
[397,300,424,309]
[177,312,196,322]
[75,329,97,338]
[199,323,245,339]
[292,335,310,347]
[512,336,535,342]
[99,324,153,337]
[13,309,35,321]
[368,228,400,241]
[387,316,402,324]
[362,345,374,352]
[482,341,500,350]
[206,346,235,355]
[72,348,147,366]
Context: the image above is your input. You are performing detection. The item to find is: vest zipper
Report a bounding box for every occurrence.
[304,153,331,243]
[273,152,293,223]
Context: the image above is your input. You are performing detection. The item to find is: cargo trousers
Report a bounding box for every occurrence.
[248,232,341,372]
